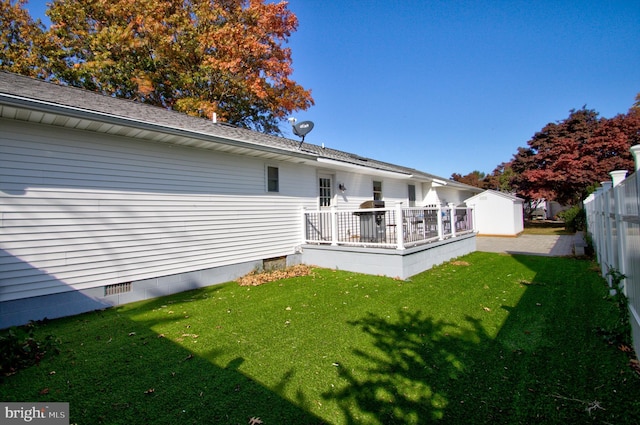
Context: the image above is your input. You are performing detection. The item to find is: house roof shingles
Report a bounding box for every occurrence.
[0,71,478,190]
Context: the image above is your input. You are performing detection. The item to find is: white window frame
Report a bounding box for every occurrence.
[319,174,333,208]
[266,165,279,193]
[373,180,383,201]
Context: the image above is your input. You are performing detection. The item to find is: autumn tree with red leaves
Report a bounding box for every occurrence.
[450,170,487,188]
[508,107,640,205]
[1,0,313,133]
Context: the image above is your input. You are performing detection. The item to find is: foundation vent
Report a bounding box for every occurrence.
[105,282,132,296]
[263,256,286,272]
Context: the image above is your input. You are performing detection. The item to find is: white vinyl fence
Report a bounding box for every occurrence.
[584,145,640,356]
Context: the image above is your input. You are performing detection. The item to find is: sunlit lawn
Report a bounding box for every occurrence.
[2,252,639,424]
[523,222,573,236]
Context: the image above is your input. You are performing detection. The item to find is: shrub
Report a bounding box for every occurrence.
[0,322,59,377]
[558,205,586,232]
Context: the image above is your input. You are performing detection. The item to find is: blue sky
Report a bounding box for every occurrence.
[25,0,640,178]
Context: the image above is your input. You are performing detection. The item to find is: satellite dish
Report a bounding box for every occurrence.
[292,121,314,144]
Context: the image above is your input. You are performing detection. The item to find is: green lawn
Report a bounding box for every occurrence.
[2,252,639,424]
[522,227,573,236]
[523,221,573,236]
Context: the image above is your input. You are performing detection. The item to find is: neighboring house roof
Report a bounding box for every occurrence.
[465,189,524,204]
[0,71,479,191]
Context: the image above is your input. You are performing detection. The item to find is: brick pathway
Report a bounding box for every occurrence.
[476,234,576,256]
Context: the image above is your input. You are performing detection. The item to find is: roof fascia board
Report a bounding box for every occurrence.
[0,93,318,162]
[317,157,413,179]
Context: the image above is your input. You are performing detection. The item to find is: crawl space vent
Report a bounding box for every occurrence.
[105,282,132,296]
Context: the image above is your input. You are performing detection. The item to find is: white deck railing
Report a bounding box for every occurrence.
[303,203,475,249]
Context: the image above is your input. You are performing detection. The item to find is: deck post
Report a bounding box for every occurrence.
[437,202,444,240]
[301,206,307,245]
[449,203,457,238]
[330,206,338,246]
[396,203,405,250]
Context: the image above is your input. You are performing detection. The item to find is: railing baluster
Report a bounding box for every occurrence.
[302,204,475,248]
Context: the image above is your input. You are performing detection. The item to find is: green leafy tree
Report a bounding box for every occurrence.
[484,163,515,192]
[0,0,49,78]
[3,0,313,133]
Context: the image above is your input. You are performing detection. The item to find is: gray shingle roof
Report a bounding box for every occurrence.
[0,71,478,189]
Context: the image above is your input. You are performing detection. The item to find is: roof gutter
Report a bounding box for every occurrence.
[0,93,318,162]
[316,157,413,179]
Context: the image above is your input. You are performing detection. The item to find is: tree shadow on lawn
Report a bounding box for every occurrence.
[323,310,493,424]
[0,291,326,425]
[322,255,640,424]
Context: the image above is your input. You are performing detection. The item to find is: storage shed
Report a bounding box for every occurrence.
[464,190,524,236]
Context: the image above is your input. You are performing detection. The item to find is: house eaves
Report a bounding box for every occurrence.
[316,157,413,179]
[0,93,317,165]
[0,72,318,165]
[0,72,480,186]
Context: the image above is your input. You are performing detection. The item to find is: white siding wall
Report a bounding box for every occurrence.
[329,172,415,209]
[0,119,317,302]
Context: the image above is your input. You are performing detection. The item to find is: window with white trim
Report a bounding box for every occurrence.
[267,166,279,192]
[408,184,416,207]
[319,176,332,207]
[373,180,382,200]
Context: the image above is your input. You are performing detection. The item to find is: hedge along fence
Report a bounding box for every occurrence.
[584,145,640,357]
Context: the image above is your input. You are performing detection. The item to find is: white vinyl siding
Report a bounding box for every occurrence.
[0,119,316,302]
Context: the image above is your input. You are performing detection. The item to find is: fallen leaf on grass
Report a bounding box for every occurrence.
[483,306,491,312]
[144,388,155,395]
[237,265,313,286]
[619,344,632,353]
[39,388,50,395]
[248,417,263,425]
